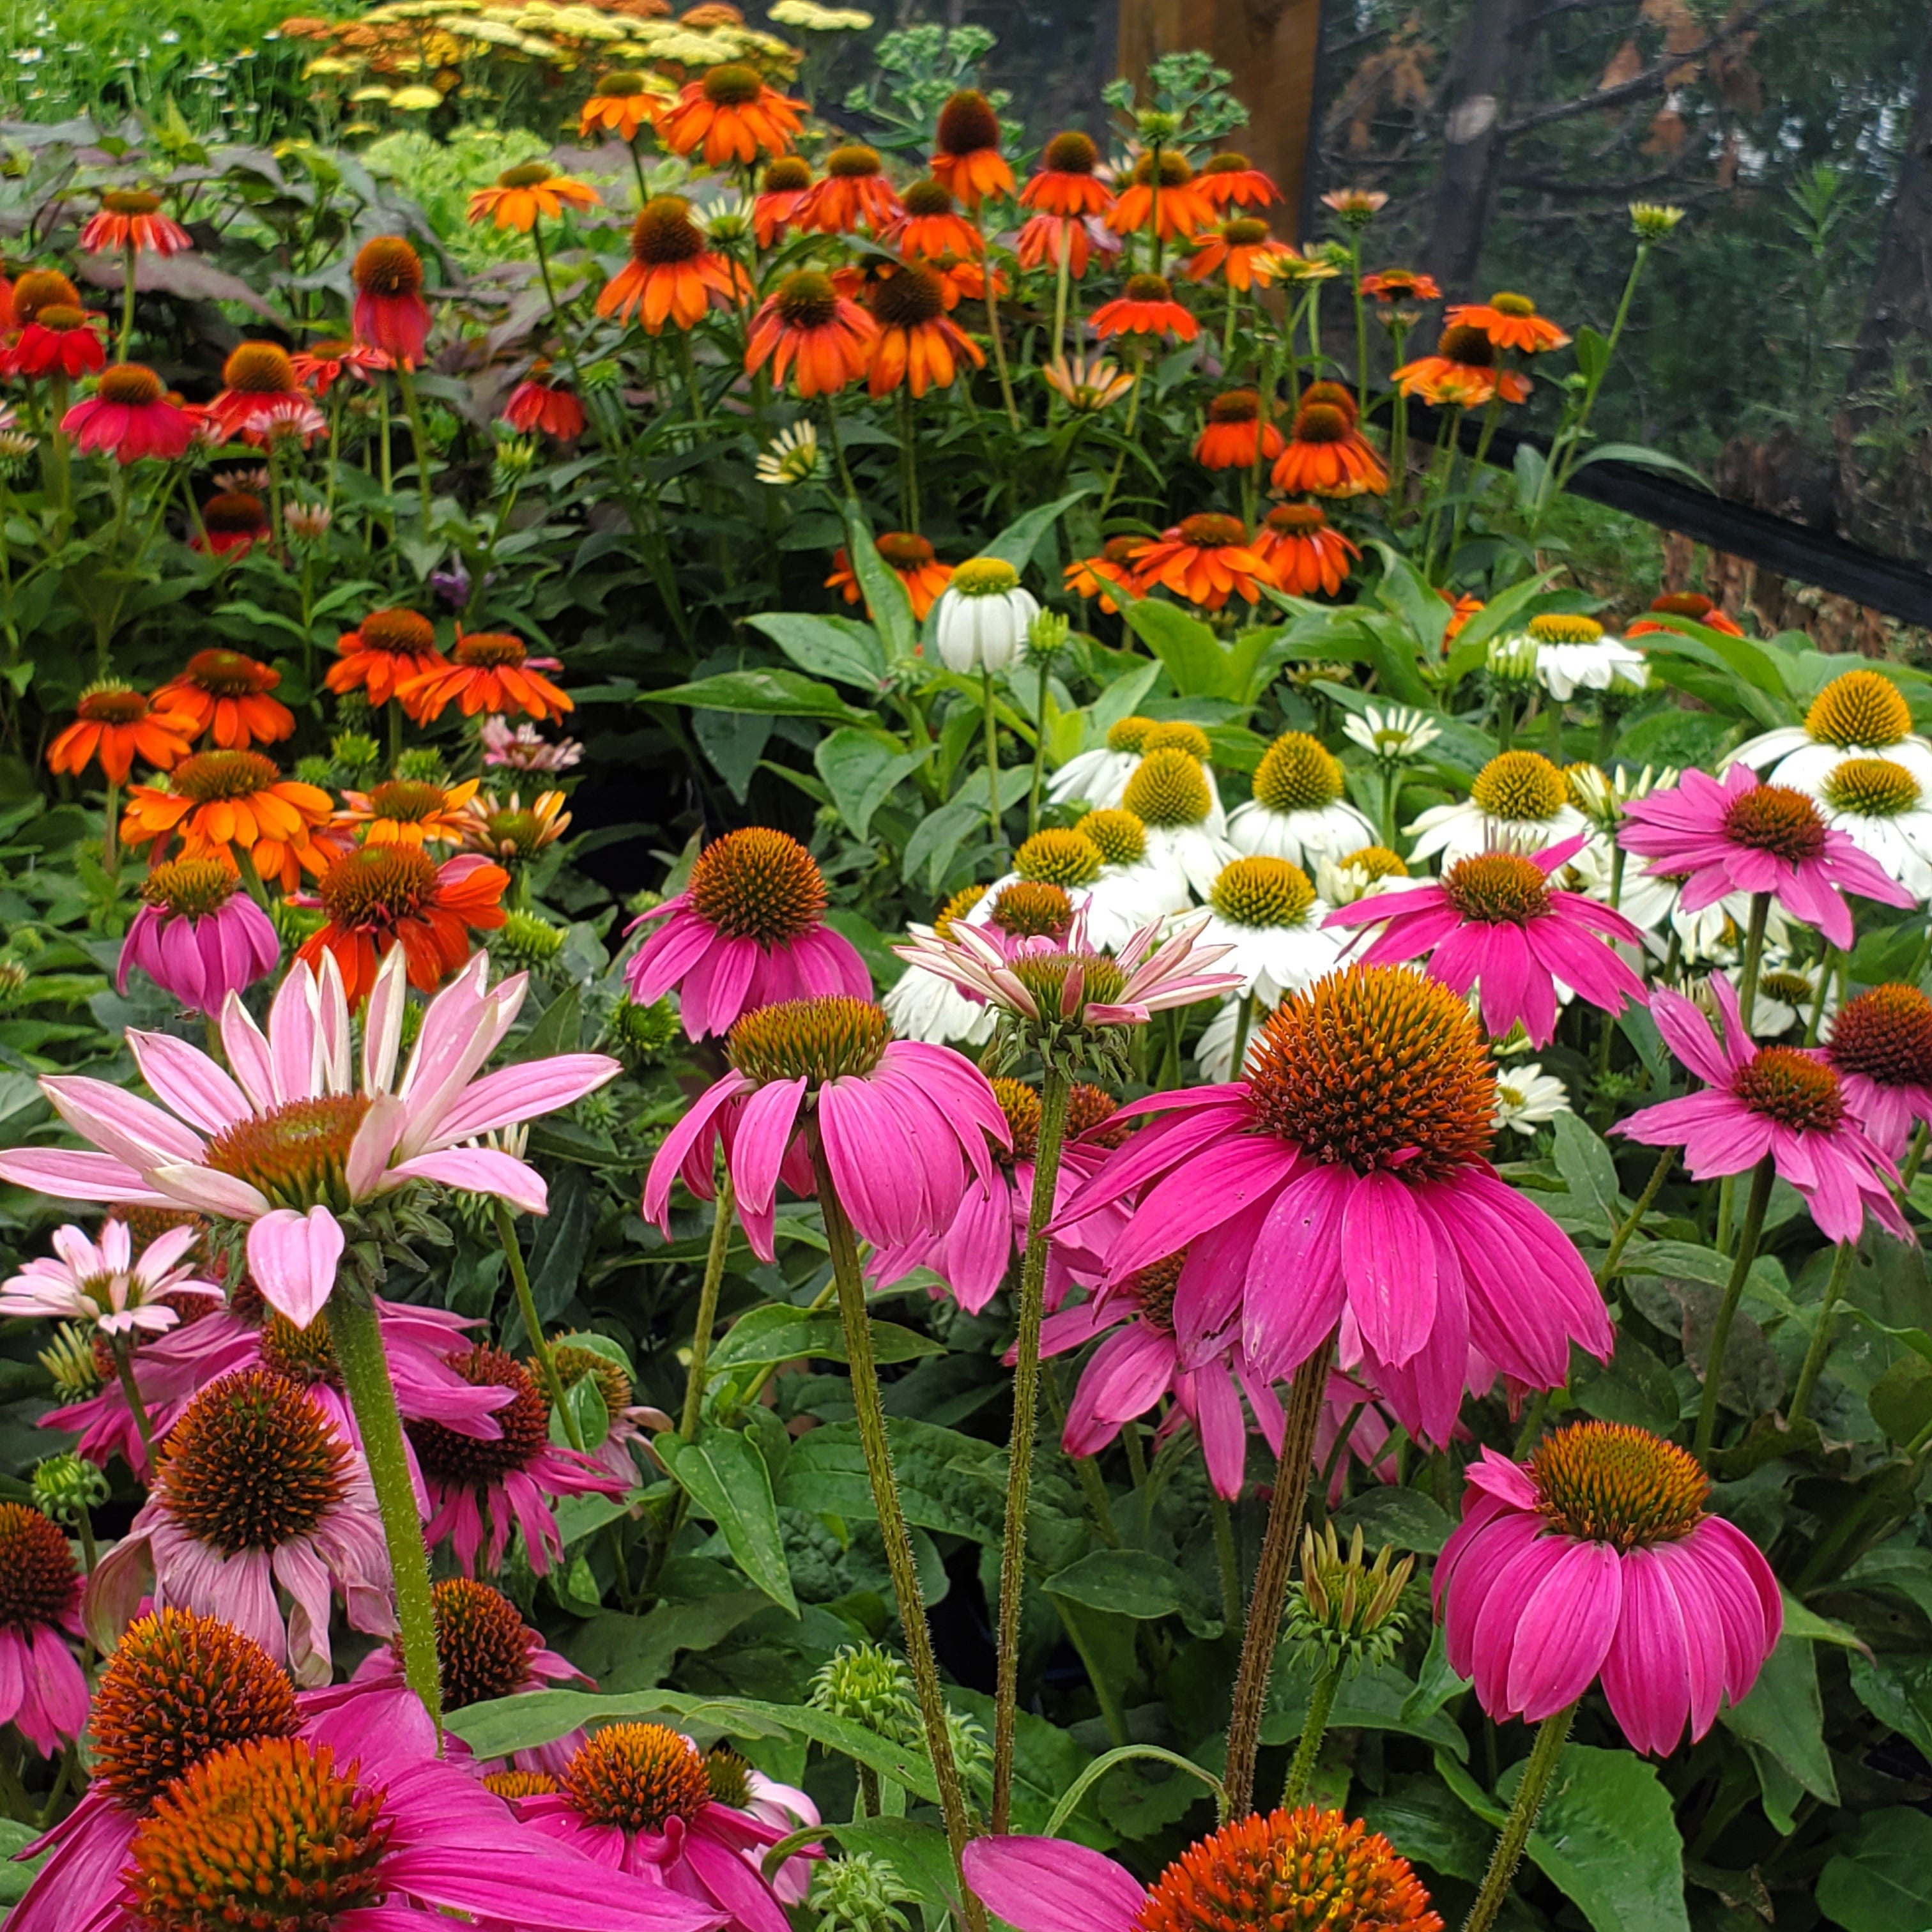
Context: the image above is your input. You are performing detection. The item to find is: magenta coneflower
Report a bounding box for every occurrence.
[1614,976,1907,1242]
[1824,982,1932,1158]
[0,1503,88,1755]
[1618,761,1913,947]
[626,827,870,1039]
[1059,965,1612,1447]
[1434,1424,1781,1753]
[1041,1253,1284,1499]
[516,1721,802,1932]
[1324,832,1646,1048]
[1,1216,217,1338]
[644,995,1010,1262]
[88,1369,392,1684]
[410,1344,625,1575]
[117,855,280,1016]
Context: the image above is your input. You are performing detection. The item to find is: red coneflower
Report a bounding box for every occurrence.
[882,178,985,262]
[297,845,508,1000]
[1445,289,1568,355]
[12,303,105,378]
[1020,131,1114,218]
[865,263,985,397]
[1107,150,1214,241]
[328,608,448,707]
[1198,152,1281,211]
[578,69,662,144]
[930,88,1013,208]
[152,650,296,751]
[657,63,804,166]
[47,682,194,783]
[1271,397,1388,496]
[289,338,388,395]
[1193,388,1282,470]
[351,235,432,367]
[1390,321,1531,406]
[398,628,572,724]
[1065,536,1145,615]
[208,342,323,443]
[1089,272,1199,344]
[466,163,601,233]
[744,269,878,397]
[61,362,194,462]
[795,144,905,236]
[79,188,192,257]
[826,532,954,621]
[1361,268,1441,304]
[1131,512,1275,610]
[1254,502,1359,597]
[1185,217,1294,291]
[753,155,814,248]
[193,489,272,556]
[1626,590,1745,638]
[595,195,749,333]
[501,369,585,440]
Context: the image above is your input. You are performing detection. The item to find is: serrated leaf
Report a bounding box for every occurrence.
[655,1429,797,1616]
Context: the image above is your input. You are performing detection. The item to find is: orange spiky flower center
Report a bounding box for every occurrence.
[1124,272,1173,304]
[1177,513,1246,549]
[687,825,827,945]
[1077,806,1146,865]
[991,1077,1043,1162]
[932,882,986,942]
[1131,150,1193,188]
[1650,592,1714,618]
[1293,402,1350,445]
[1208,389,1259,424]
[1222,217,1269,246]
[367,779,450,824]
[1131,1252,1184,1336]
[1068,1080,1125,1143]
[204,1094,375,1211]
[454,631,526,668]
[827,143,882,179]
[988,880,1077,939]
[1526,611,1603,644]
[497,161,559,189]
[1301,379,1357,420]
[408,1578,538,1710]
[355,607,436,654]
[1016,827,1103,888]
[564,1722,712,1832]
[875,530,936,569]
[1721,783,1828,864]
[182,647,277,696]
[773,270,838,329]
[222,342,297,394]
[12,269,80,323]
[317,845,440,930]
[1204,152,1252,176]
[762,157,811,193]
[1254,733,1343,813]
[1441,851,1551,925]
[171,750,281,804]
[631,195,705,264]
[727,995,892,1085]
[935,88,1000,157]
[484,1768,557,1799]
[1044,130,1098,174]
[0,1502,76,1630]
[1830,983,1932,1090]
[1529,1421,1706,1550]
[1732,1045,1845,1133]
[900,177,955,217]
[1822,756,1919,818]
[1469,750,1565,821]
[353,235,423,296]
[259,1309,339,1390]
[104,188,164,215]
[408,1346,550,1489]
[1266,503,1328,534]
[98,362,165,406]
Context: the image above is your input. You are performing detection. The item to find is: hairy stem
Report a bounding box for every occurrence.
[1282,1660,1341,1810]
[1694,1156,1775,1460]
[1461,1703,1577,1932]
[680,1175,738,1439]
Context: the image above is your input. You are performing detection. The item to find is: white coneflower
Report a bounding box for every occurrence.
[1227,730,1373,866]
[1341,705,1440,764]
[1072,806,1191,949]
[1315,843,1410,907]
[882,887,997,1046]
[1729,668,1932,793]
[1406,749,1588,868]
[1514,613,1648,702]
[1492,1063,1569,1135]
[933,558,1039,674]
[755,421,824,486]
[1196,856,1343,1001]
[1118,746,1236,898]
[1797,753,1932,899]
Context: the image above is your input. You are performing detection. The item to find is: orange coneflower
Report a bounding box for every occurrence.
[1184,217,1295,291]
[79,188,192,257]
[1301,379,1360,422]
[151,650,295,751]
[501,368,585,441]
[930,89,1013,208]
[1089,272,1199,344]
[826,532,954,621]
[657,63,804,167]
[193,489,271,557]
[336,775,480,847]
[1439,587,1484,643]
[1193,389,1283,470]
[1016,211,1110,277]
[1042,353,1136,413]
[579,69,663,144]
[298,846,508,1001]
[208,342,326,445]
[1361,268,1441,304]
[1254,503,1360,597]
[1445,290,1568,355]
[47,682,194,785]
[1198,153,1281,213]
[926,254,1008,310]
[1107,151,1214,241]
[1020,131,1114,218]
[1271,397,1388,497]
[795,144,905,236]
[1065,535,1145,615]
[1626,591,1745,639]
[745,269,878,398]
[1390,321,1531,406]
[291,339,388,396]
[864,263,984,398]
[120,750,338,891]
[595,195,749,333]
[351,236,432,367]
[466,163,601,234]
[753,156,814,249]
[397,628,571,725]
[328,608,448,708]
[882,179,984,263]
[1130,513,1275,610]
[459,788,572,865]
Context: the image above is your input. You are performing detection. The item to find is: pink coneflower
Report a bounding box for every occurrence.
[1618,762,1913,948]
[87,1368,392,1684]
[0,1216,218,1338]
[482,714,584,772]
[1614,976,1906,1242]
[1058,965,1612,1447]
[117,855,280,1016]
[625,827,870,1039]
[645,995,1009,1261]
[0,946,618,1330]
[516,1721,802,1932]
[1324,832,1646,1048]
[1041,1252,1284,1499]
[1434,1424,1781,1753]
[410,1344,625,1575]
[0,1503,88,1755]
[80,188,192,256]
[61,362,195,461]
[1824,983,1932,1158]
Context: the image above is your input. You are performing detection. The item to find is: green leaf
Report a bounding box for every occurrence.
[749,611,889,693]
[1362,1774,1491,1882]
[563,1594,771,1694]
[1551,1112,1622,1239]
[1817,1808,1932,1932]
[1368,541,1450,659]
[843,502,917,661]
[814,728,931,841]
[654,1430,798,1616]
[524,1165,594,1327]
[1328,1485,1455,1554]
[515,983,581,1061]
[1574,1330,1680,1432]
[776,1418,1006,1543]
[1848,1652,1932,1764]
[1571,441,1712,491]
[900,797,982,893]
[1045,1550,1223,1636]
[648,670,873,723]
[1123,599,1239,699]
[1570,325,1611,387]
[0,1817,45,1905]
[1264,1655,1468,1759]
[708,1303,946,1370]
[1720,1635,1837,1808]
[979,489,1089,576]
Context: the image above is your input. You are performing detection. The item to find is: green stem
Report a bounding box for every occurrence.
[1804,947,1836,1046]
[1223,1332,1337,1818]
[1098,344,1144,526]
[1735,893,1771,1038]
[1538,240,1651,521]
[1209,1491,1241,1626]
[1050,239,1073,371]
[1460,1703,1578,1932]
[498,1199,581,1452]
[808,1130,983,1924]
[981,666,1005,865]
[118,243,137,361]
[679,1175,737,1439]
[109,1337,155,1466]
[981,250,1021,433]
[992,1066,1073,1833]
[897,386,919,530]
[1694,1156,1775,1460]
[331,1289,442,1731]
[1282,1661,1341,1809]
[1901,1121,1929,1193]
[1788,1238,1856,1425]
[1026,657,1052,841]
[822,386,859,500]
[1349,231,1367,417]
[1229,992,1257,1080]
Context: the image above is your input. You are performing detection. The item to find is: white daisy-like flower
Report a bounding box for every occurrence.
[1047,715,1158,811]
[1197,855,1346,1001]
[1515,613,1648,702]
[1195,992,1272,1084]
[1493,1062,1570,1135]
[884,888,999,1045]
[1227,730,1373,867]
[1341,705,1441,763]
[1070,806,1192,949]
[696,188,752,244]
[755,421,824,487]
[933,558,1038,674]
[1406,749,1588,868]
[1798,753,1932,900]
[1724,953,1834,1039]
[1118,746,1236,898]
[1729,666,1932,793]
[1315,843,1412,907]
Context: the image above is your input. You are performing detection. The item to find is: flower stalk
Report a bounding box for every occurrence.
[1788,1237,1857,1425]
[498,1199,583,1453]
[679,1174,738,1439]
[1462,1701,1577,1932]
[1695,1154,1776,1460]
[1280,1661,1340,1809]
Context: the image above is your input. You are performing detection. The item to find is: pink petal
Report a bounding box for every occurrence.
[963,1837,1146,1932]
[388,1147,548,1212]
[1504,1538,1623,1720]
[245,1208,344,1328]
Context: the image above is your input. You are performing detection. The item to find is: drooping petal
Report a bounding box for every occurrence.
[245,1208,345,1328]
[962,1837,1147,1932]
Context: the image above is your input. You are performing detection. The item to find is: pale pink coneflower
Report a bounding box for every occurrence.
[482,714,585,772]
[86,1368,393,1685]
[1822,981,1932,1160]
[1324,832,1646,1048]
[1057,963,1611,1448]
[625,827,869,1040]
[1614,974,1908,1243]
[0,1502,88,1754]
[0,1218,218,1338]
[644,994,1011,1261]
[1434,1423,1781,1753]
[1617,761,1915,949]
[117,855,280,1018]
[0,944,619,1330]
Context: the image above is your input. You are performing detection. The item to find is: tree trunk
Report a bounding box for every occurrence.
[1846,19,1932,397]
